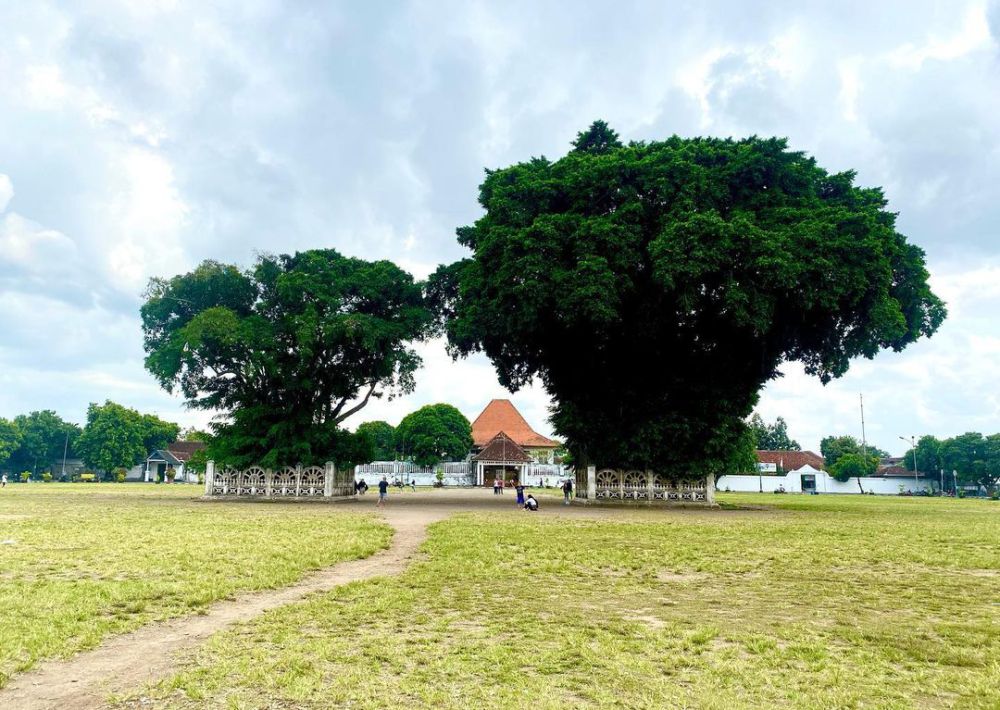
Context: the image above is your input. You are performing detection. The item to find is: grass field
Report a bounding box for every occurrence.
[0,483,391,688]
[128,493,999,709]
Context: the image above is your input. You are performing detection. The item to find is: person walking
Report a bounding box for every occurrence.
[410,479,416,492]
[1,473,6,488]
[514,480,525,508]
[493,476,500,495]
[498,477,505,495]
[376,476,389,508]
[562,477,573,505]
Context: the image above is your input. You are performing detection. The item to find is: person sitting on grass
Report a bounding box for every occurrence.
[524,494,539,511]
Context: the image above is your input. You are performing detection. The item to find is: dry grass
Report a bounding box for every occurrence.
[0,483,391,687]
[127,493,999,709]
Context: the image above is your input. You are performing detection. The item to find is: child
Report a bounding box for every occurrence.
[514,480,525,507]
[524,494,539,511]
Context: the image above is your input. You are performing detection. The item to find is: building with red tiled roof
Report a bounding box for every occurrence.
[471,399,559,463]
[756,450,826,472]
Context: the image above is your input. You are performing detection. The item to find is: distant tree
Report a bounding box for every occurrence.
[179,427,213,443]
[0,418,21,470]
[430,122,945,475]
[830,452,878,482]
[936,432,1000,490]
[821,435,865,468]
[356,421,396,461]
[141,251,433,468]
[140,413,181,453]
[395,404,472,467]
[748,414,800,450]
[8,411,81,478]
[75,402,148,479]
[900,435,943,480]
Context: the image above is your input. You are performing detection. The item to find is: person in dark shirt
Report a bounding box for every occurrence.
[514,481,526,507]
[377,477,389,507]
[562,478,573,505]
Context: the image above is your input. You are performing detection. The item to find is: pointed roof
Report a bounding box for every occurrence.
[473,432,532,463]
[471,399,558,448]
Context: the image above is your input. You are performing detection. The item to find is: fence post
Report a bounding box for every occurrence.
[265,468,273,497]
[705,472,716,505]
[325,461,335,497]
[646,469,654,505]
[586,465,596,502]
[205,460,215,496]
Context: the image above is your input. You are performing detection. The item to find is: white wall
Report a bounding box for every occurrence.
[717,469,934,495]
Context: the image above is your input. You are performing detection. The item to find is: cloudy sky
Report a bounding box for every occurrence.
[1,1,999,456]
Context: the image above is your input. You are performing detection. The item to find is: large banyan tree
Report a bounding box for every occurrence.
[141,249,433,468]
[429,122,946,476]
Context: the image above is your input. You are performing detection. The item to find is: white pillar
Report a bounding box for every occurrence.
[324,461,335,497]
[705,472,716,505]
[586,464,596,501]
[205,460,215,496]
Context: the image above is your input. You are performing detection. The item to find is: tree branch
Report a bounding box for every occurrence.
[332,382,378,424]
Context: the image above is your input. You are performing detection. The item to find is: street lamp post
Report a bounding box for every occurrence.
[899,435,918,491]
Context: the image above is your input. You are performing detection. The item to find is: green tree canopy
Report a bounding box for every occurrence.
[356,421,396,461]
[395,404,472,467]
[748,414,800,450]
[934,432,1000,489]
[141,250,433,467]
[829,452,878,482]
[8,410,81,477]
[430,122,945,474]
[900,435,942,477]
[75,401,146,478]
[0,418,22,470]
[819,435,887,469]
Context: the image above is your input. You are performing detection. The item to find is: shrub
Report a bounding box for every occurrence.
[41,471,52,482]
[19,471,30,482]
[114,467,127,483]
[80,471,96,483]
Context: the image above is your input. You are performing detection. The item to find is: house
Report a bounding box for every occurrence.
[470,399,559,464]
[755,450,826,473]
[718,456,933,495]
[128,441,206,483]
[472,431,535,486]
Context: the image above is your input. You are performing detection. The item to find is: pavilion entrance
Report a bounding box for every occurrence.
[473,432,532,486]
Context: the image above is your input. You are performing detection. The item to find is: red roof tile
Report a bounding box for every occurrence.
[473,432,533,463]
[165,441,207,462]
[471,399,558,448]
[756,450,825,471]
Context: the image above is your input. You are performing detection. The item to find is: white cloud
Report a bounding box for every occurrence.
[0,174,12,212]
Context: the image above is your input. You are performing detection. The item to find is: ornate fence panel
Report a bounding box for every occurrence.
[583,466,714,505]
[204,461,352,499]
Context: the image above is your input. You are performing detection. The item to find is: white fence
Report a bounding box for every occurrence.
[575,466,714,504]
[717,467,934,495]
[204,461,354,498]
[354,461,474,487]
[353,461,571,487]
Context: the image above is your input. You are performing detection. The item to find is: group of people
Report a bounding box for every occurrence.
[361,474,574,511]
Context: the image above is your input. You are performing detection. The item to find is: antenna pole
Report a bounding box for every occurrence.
[860,393,867,459]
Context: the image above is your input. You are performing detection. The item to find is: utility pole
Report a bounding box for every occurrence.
[61,430,69,481]
[859,394,867,460]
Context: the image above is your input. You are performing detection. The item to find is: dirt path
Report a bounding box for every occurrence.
[0,506,448,710]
